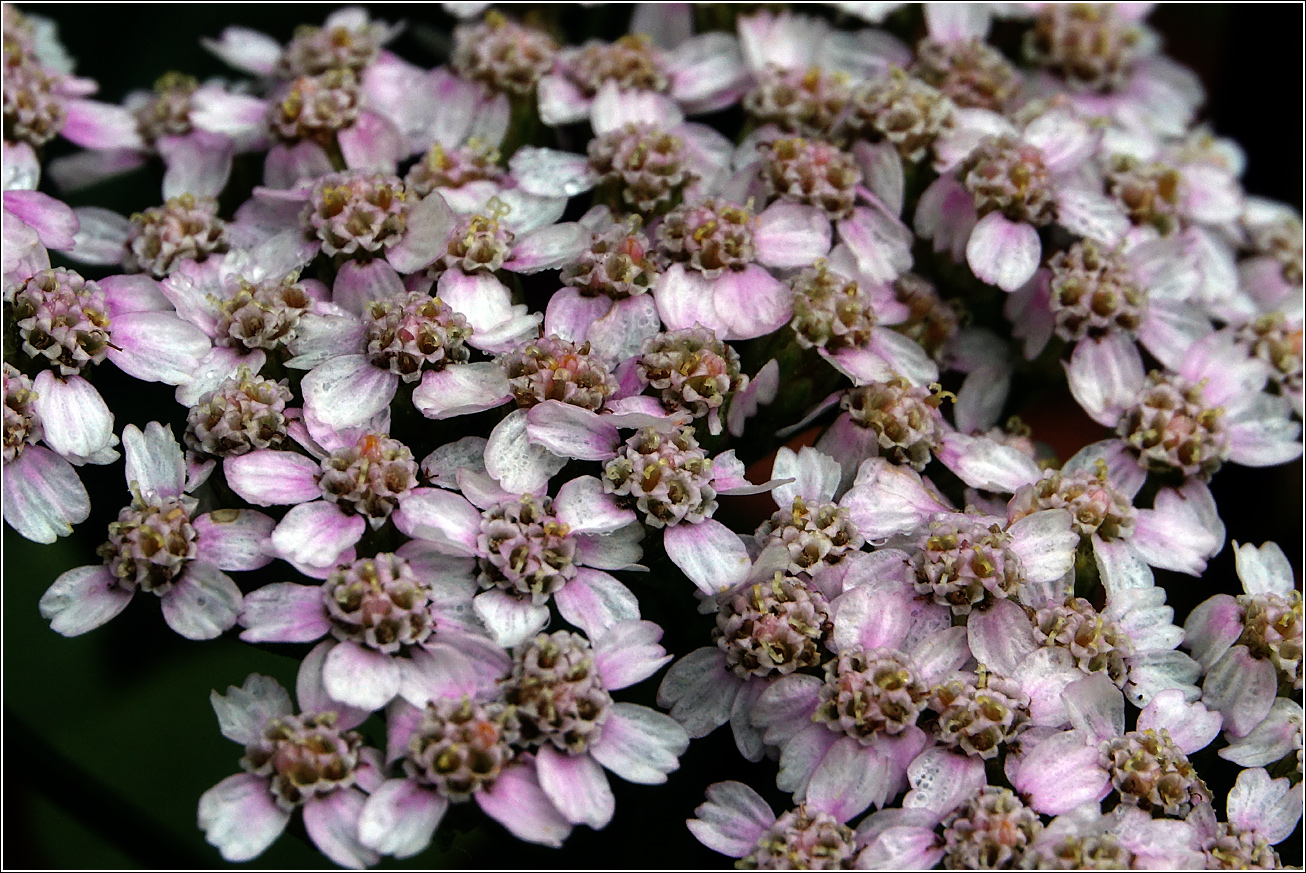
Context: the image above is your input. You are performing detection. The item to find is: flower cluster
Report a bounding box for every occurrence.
[5,3,1301,869]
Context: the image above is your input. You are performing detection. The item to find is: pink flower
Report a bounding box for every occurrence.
[687,780,880,866]
[392,474,645,647]
[225,429,420,576]
[498,625,688,831]
[359,693,572,857]
[38,422,272,639]
[2,362,105,543]
[920,106,1127,291]
[653,195,831,341]
[240,546,510,712]
[198,673,385,868]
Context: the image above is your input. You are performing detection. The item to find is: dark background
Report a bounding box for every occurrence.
[4,4,1302,869]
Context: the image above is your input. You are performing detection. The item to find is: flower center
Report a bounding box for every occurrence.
[841,68,955,163]
[1008,465,1137,541]
[127,194,230,279]
[3,364,41,463]
[438,213,516,273]
[477,494,578,603]
[1100,728,1210,817]
[1236,312,1303,396]
[501,335,617,412]
[1034,597,1134,688]
[502,631,612,755]
[2,56,66,146]
[269,68,361,144]
[1025,3,1145,94]
[98,493,199,596]
[185,366,293,458]
[570,34,668,95]
[941,787,1043,869]
[657,198,756,277]
[1048,240,1148,341]
[589,123,695,218]
[757,495,865,576]
[813,646,929,741]
[317,432,419,521]
[716,574,831,680]
[323,553,436,653]
[842,377,947,471]
[1107,156,1182,236]
[639,326,746,422]
[278,21,385,77]
[740,807,858,870]
[1116,372,1229,480]
[362,290,472,380]
[241,711,362,811]
[405,139,504,196]
[561,226,659,299]
[743,65,850,139]
[913,516,1024,614]
[913,38,1019,112]
[930,669,1031,758]
[216,274,313,351]
[135,72,197,142]
[1237,590,1304,692]
[761,137,862,221]
[960,135,1057,226]
[789,262,878,351]
[11,268,112,376]
[603,426,717,528]
[405,696,513,801]
[305,170,409,258]
[451,13,557,96]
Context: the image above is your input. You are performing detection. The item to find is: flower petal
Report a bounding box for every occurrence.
[198,773,290,863]
[535,746,615,829]
[161,563,243,640]
[38,564,133,637]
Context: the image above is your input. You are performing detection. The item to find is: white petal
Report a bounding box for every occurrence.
[38,564,133,636]
[358,780,447,859]
[161,563,243,640]
[122,421,186,498]
[301,355,397,432]
[590,703,688,784]
[535,746,615,829]
[198,774,290,863]
[31,372,114,463]
[224,450,323,506]
[663,518,752,596]
[3,446,91,543]
[484,408,567,494]
[210,673,293,744]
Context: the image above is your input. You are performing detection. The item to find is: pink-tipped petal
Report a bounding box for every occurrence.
[301,355,397,432]
[472,590,551,649]
[122,421,186,498]
[31,371,114,464]
[323,640,403,712]
[194,509,276,571]
[535,746,615,829]
[589,703,688,785]
[270,501,366,571]
[210,673,293,744]
[485,409,568,494]
[663,518,752,596]
[224,450,323,506]
[303,789,380,869]
[555,569,640,639]
[358,779,447,859]
[38,564,133,637]
[475,760,572,847]
[593,620,671,690]
[411,363,512,420]
[387,192,455,274]
[107,311,211,385]
[240,583,331,643]
[754,202,831,269]
[966,211,1040,292]
[161,563,243,640]
[198,773,291,863]
[686,780,775,858]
